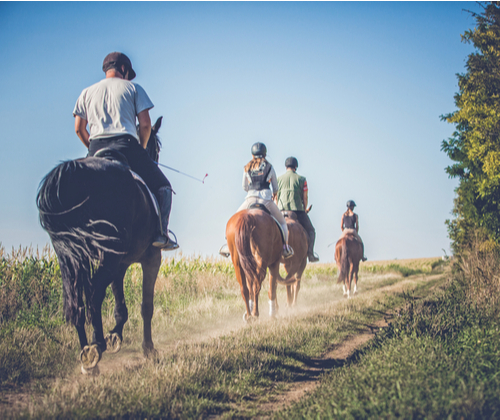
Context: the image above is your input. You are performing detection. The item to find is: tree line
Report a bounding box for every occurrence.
[442,1,500,253]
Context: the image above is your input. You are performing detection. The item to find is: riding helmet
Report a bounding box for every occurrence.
[102,52,136,81]
[251,142,267,157]
[285,157,298,169]
[346,200,356,208]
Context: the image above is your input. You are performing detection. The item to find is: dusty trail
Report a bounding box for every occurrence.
[0,271,440,418]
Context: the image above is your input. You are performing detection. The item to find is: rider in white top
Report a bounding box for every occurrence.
[220,142,293,259]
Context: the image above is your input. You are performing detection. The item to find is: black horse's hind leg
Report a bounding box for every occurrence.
[86,268,114,354]
[108,265,129,341]
[76,290,88,349]
[140,248,161,356]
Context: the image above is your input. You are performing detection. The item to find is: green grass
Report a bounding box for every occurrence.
[1,246,466,419]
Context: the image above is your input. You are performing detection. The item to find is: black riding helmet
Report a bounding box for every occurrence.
[102,52,136,81]
[346,200,356,208]
[251,142,267,157]
[285,156,298,169]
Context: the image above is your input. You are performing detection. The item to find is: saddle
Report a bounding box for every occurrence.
[93,148,159,216]
[248,203,285,244]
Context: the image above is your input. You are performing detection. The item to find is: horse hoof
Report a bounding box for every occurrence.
[143,345,158,359]
[80,344,102,370]
[105,333,122,354]
[81,364,100,376]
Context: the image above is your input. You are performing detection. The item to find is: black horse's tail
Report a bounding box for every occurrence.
[36,159,125,326]
[337,238,349,284]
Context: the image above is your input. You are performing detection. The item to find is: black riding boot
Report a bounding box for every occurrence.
[153,186,179,250]
[307,230,319,262]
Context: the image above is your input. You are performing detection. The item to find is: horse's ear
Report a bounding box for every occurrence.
[152,116,163,134]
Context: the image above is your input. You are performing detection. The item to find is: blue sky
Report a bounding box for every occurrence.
[0,2,481,261]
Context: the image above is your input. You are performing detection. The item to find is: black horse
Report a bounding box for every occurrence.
[37,117,165,373]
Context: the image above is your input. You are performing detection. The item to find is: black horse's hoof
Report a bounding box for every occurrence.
[80,344,102,372]
[105,333,122,354]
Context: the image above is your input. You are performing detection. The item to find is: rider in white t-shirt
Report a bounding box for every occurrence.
[73,52,178,250]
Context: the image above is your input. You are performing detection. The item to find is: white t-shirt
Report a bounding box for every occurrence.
[73,77,154,142]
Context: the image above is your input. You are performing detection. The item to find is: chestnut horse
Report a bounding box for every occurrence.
[281,212,308,307]
[226,208,297,321]
[335,233,363,298]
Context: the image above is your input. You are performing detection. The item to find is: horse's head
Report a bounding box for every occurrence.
[142,116,163,162]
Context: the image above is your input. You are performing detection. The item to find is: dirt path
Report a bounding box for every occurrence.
[255,317,390,418]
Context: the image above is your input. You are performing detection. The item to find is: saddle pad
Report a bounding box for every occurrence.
[248,203,285,245]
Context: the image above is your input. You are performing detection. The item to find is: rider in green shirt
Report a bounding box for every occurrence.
[276,157,319,263]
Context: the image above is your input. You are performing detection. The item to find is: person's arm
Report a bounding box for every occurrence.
[137,109,152,149]
[242,171,249,192]
[355,214,359,233]
[341,213,345,231]
[75,115,90,148]
[303,190,308,210]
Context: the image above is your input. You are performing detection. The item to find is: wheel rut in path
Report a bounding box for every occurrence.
[253,317,390,419]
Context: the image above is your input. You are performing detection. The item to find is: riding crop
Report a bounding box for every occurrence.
[158,162,208,184]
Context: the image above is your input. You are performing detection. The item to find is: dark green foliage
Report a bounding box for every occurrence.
[442,2,500,249]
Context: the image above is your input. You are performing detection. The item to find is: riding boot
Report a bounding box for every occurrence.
[362,243,367,262]
[307,230,319,262]
[152,186,179,250]
[283,244,294,259]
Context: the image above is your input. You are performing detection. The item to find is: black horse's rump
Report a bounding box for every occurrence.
[37,158,140,325]
[37,117,164,371]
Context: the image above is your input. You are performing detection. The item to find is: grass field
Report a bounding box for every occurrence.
[1,245,498,418]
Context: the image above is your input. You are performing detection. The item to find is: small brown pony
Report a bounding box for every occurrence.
[281,212,308,307]
[335,233,363,298]
[226,208,298,321]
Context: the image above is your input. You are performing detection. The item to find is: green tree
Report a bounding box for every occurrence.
[442,2,500,250]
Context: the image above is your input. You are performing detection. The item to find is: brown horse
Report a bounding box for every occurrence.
[281,212,308,307]
[335,233,363,298]
[226,208,298,321]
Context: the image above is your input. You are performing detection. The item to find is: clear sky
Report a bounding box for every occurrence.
[0,1,481,262]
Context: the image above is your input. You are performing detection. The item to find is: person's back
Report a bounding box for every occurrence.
[76,78,149,141]
[277,170,306,212]
[277,157,319,263]
[73,51,178,251]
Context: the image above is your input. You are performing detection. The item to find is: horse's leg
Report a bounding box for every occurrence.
[353,261,360,295]
[106,265,129,353]
[79,267,110,373]
[286,284,292,307]
[141,248,161,357]
[347,262,355,299]
[268,263,279,317]
[75,288,88,349]
[293,278,301,307]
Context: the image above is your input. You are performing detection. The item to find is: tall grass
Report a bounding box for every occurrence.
[276,234,500,419]
[0,244,447,418]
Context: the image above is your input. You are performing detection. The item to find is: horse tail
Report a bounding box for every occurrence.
[36,159,125,326]
[337,238,349,284]
[233,213,264,282]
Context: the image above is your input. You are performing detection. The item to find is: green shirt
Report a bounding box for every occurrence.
[277,170,306,211]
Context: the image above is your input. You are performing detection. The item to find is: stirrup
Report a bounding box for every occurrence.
[282,245,294,259]
[219,244,230,258]
[153,230,179,250]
